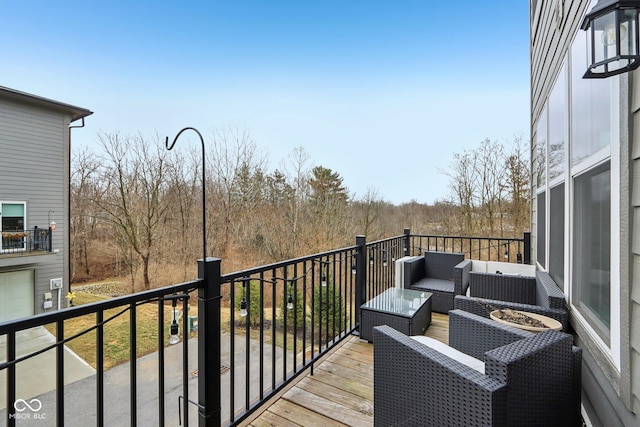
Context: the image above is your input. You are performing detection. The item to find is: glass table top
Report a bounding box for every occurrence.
[361,288,432,316]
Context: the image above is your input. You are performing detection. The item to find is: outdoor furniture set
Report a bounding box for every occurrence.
[363,251,580,425]
[402,252,569,328]
[373,310,582,426]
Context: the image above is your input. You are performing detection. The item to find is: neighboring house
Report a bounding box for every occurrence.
[531,1,640,425]
[0,86,92,322]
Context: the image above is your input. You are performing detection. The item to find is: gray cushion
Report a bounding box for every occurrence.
[412,278,454,293]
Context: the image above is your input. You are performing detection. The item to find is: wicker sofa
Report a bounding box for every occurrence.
[402,251,471,313]
[373,309,582,426]
[457,270,569,331]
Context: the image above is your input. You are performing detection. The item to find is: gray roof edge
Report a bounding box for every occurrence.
[0,85,93,122]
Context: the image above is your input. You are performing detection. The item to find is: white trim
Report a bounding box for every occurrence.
[0,200,28,253]
[609,78,621,370]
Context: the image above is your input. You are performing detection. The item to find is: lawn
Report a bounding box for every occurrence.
[45,292,314,370]
[44,292,191,370]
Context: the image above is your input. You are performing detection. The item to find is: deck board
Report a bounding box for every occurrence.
[246,312,449,427]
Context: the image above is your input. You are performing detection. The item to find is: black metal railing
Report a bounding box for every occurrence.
[221,246,359,424]
[0,229,530,426]
[0,280,199,426]
[0,227,52,254]
[407,230,531,264]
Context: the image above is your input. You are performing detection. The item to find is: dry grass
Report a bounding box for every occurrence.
[44,292,181,370]
[48,291,310,370]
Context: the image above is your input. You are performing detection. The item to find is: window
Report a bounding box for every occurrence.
[570,29,611,165]
[573,162,611,342]
[537,193,546,269]
[0,202,27,251]
[548,63,567,182]
[549,184,565,290]
[535,106,548,188]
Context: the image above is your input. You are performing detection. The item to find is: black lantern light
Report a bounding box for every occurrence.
[582,0,640,78]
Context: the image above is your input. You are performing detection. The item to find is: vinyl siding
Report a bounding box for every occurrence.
[0,97,70,314]
[629,71,640,418]
[531,1,639,425]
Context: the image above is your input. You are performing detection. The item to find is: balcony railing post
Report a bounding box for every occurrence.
[523,232,531,265]
[355,235,366,331]
[403,228,411,256]
[198,257,222,427]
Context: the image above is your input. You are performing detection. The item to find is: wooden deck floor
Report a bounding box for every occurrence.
[244,312,449,427]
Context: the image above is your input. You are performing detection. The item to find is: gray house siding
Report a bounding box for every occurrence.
[530,1,639,425]
[0,88,90,317]
[630,76,640,419]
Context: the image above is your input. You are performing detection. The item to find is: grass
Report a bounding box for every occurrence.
[44,292,183,370]
[45,293,320,371]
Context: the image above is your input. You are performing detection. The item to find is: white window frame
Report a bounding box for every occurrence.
[567,76,621,371]
[0,201,28,253]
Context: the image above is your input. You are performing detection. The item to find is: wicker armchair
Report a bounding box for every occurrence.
[373,310,582,427]
[458,270,569,331]
[403,251,471,313]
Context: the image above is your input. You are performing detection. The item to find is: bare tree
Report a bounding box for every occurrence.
[353,188,386,238]
[92,132,170,290]
[208,128,268,260]
[70,147,100,280]
[504,136,530,234]
[474,139,506,235]
[442,149,479,234]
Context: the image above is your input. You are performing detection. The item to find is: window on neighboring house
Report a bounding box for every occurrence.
[0,202,27,251]
[573,162,611,342]
[537,192,546,269]
[549,184,565,290]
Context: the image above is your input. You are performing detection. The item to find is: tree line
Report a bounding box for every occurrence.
[70,129,529,291]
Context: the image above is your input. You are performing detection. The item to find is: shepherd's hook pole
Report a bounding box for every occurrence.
[165,127,207,266]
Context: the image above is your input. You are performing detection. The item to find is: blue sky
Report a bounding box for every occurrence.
[1,1,529,204]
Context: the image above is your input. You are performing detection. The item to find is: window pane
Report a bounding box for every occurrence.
[535,107,547,188]
[548,64,567,181]
[571,29,611,165]
[573,162,610,342]
[1,203,25,232]
[537,192,546,268]
[1,203,24,217]
[549,184,565,290]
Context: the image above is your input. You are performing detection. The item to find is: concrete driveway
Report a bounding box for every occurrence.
[0,326,95,410]
[0,332,292,426]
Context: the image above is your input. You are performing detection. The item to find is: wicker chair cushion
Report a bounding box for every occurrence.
[411,335,485,373]
[411,278,454,293]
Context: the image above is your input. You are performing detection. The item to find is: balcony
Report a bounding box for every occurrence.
[1,230,539,426]
[0,227,52,256]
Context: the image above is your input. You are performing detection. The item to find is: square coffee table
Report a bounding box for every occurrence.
[360,288,433,342]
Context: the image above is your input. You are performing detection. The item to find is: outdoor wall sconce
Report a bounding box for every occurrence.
[582,0,640,78]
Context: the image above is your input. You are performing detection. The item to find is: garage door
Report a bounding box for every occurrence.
[0,270,34,322]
